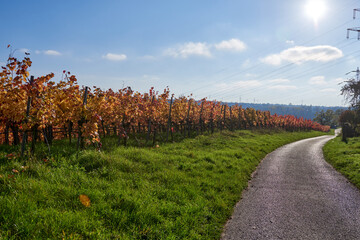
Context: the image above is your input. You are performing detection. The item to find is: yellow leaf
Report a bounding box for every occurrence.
[79,194,91,207]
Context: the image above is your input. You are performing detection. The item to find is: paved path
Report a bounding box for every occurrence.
[222,133,360,240]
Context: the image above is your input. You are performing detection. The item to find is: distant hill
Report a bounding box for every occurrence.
[226,102,347,120]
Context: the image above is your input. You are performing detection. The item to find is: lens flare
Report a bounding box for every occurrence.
[305,0,327,25]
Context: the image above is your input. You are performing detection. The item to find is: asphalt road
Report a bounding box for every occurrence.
[221,133,360,240]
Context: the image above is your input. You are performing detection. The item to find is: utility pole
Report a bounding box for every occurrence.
[346,8,360,81]
[346,8,360,115]
[347,8,360,39]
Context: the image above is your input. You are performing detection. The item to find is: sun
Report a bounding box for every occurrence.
[305,0,327,25]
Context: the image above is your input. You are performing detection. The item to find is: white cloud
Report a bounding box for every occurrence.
[261,45,343,66]
[286,40,295,45]
[261,54,282,65]
[215,38,246,52]
[320,88,337,93]
[33,49,62,56]
[269,85,297,91]
[164,42,211,58]
[44,50,62,56]
[309,76,326,85]
[103,53,127,61]
[164,38,247,59]
[268,78,290,84]
[216,80,262,89]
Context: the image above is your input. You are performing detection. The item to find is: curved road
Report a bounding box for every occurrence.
[222,133,360,240]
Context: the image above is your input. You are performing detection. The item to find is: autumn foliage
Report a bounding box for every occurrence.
[0,54,330,147]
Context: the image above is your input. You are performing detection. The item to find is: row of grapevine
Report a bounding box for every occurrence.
[0,55,330,151]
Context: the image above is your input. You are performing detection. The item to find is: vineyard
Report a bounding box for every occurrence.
[0,54,330,153]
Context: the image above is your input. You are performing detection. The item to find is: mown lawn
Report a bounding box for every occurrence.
[323,135,360,189]
[0,130,328,239]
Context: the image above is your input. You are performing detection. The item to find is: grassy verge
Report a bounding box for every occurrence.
[323,136,360,188]
[0,130,328,239]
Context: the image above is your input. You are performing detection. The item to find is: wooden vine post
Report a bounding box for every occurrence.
[152,124,157,146]
[186,99,192,137]
[219,105,224,131]
[229,106,233,131]
[68,120,73,144]
[4,123,9,145]
[152,97,158,146]
[21,76,34,157]
[31,124,39,155]
[166,96,173,142]
[223,104,227,130]
[121,113,127,147]
[210,106,214,134]
[199,101,204,134]
[77,86,88,150]
[146,96,155,144]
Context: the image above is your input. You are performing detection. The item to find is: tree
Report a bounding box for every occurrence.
[339,110,357,142]
[340,76,360,139]
[341,78,360,111]
[313,109,340,128]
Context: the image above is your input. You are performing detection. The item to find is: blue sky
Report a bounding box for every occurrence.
[1,0,360,106]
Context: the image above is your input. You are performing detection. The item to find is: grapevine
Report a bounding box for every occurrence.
[0,54,330,150]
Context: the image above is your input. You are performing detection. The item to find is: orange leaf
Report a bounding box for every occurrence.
[79,194,91,207]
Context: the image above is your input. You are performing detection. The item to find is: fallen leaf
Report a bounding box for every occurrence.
[79,194,91,207]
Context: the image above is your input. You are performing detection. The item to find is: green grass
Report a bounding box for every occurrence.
[323,136,360,188]
[0,130,328,239]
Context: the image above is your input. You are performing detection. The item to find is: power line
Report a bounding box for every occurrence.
[184,18,354,98]
[180,0,358,97]
[208,39,357,100]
